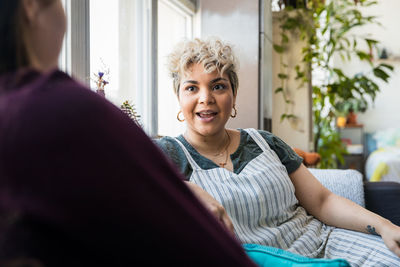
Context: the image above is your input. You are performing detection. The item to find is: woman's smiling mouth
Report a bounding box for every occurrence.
[196,111,218,121]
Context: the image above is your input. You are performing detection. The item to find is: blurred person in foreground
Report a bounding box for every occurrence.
[0,1,258,266]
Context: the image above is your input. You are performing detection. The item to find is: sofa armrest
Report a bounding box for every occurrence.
[364,181,400,226]
[308,168,365,207]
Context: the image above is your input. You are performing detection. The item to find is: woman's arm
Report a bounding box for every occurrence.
[290,164,400,257]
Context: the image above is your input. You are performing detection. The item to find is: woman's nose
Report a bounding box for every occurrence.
[198,88,215,104]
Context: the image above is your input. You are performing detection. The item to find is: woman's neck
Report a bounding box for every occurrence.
[27,47,58,73]
[184,129,229,156]
[29,60,57,73]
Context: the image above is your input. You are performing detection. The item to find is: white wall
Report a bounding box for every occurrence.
[334,0,400,134]
[197,0,260,129]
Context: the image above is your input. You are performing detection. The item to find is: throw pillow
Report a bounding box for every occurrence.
[244,243,350,267]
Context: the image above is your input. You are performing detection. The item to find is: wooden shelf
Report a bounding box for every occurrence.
[339,124,364,128]
[374,57,400,63]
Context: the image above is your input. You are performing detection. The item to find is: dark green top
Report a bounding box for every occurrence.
[155,128,303,180]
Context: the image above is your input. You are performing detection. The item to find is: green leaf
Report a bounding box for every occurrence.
[373,68,390,82]
[356,50,372,61]
[275,87,283,93]
[378,63,394,71]
[353,39,357,49]
[278,73,288,79]
[280,113,296,122]
[281,33,289,44]
[273,44,284,53]
[365,38,378,47]
[364,1,378,7]
[286,114,297,119]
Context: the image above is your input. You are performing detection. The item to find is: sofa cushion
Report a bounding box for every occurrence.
[309,168,365,207]
[243,243,350,267]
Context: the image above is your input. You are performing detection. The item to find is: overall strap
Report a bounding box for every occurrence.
[173,138,201,170]
[243,128,271,152]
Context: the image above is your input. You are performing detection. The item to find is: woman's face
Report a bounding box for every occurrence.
[178,63,236,138]
[23,0,66,71]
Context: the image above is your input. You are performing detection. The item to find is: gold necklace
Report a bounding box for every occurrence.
[218,131,231,168]
[213,130,230,156]
[184,130,231,168]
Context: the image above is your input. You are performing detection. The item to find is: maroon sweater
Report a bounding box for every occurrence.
[0,69,256,266]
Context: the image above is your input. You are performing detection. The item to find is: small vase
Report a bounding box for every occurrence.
[346,111,357,125]
[337,116,347,128]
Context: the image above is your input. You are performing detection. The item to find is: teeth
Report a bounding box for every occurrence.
[197,111,216,118]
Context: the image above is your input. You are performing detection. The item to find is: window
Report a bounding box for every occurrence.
[157,0,194,137]
[90,0,155,134]
[59,0,195,137]
[59,0,71,74]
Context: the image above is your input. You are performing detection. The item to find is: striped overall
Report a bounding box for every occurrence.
[175,128,400,266]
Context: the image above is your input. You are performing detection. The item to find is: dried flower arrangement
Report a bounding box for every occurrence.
[90,59,110,97]
[92,71,109,97]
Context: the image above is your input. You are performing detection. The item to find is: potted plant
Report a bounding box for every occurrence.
[273,0,394,168]
[335,98,368,126]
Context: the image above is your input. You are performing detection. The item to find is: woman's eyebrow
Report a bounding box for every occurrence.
[182,80,198,85]
[210,77,228,84]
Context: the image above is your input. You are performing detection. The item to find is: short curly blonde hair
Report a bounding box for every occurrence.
[167,37,239,96]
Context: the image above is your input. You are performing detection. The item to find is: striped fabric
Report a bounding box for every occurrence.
[325,228,400,266]
[174,128,400,266]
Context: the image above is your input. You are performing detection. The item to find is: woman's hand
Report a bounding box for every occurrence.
[379,220,400,257]
[185,181,235,235]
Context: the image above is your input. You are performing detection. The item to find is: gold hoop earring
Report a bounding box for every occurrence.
[177,111,185,122]
[230,106,237,118]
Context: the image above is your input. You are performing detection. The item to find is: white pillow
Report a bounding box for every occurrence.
[309,168,365,207]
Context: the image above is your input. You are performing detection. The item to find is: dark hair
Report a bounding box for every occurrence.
[0,0,28,74]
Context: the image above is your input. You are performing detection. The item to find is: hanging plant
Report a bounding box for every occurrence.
[273,6,313,123]
[273,0,394,168]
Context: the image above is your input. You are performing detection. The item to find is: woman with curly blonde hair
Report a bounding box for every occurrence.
[156,37,400,266]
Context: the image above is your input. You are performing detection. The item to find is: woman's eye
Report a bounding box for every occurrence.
[186,86,196,92]
[213,84,226,90]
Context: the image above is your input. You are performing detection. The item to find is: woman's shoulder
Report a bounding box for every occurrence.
[44,69,98,98]
[255,129,274,139]
[154,135,192,178]
[154,136,186,159]
[239,128,282,147]
[1,68,144,145]
[37,70,119,116]
[1,68,96,104]
[154,136,180,149]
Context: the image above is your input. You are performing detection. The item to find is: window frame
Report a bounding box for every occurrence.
[60,0,195,137]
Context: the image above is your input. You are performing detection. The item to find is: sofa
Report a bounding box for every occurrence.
[310,168,400,226]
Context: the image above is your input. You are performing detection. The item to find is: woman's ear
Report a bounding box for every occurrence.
[21,0,40,25]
